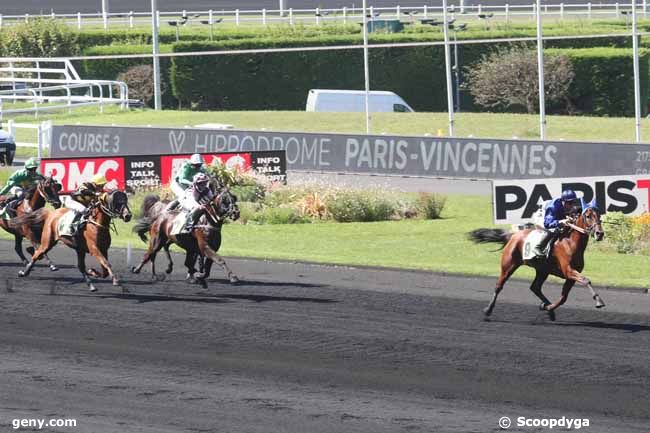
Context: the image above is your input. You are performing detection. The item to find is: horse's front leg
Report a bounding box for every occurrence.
[14,234,28,265]
[566,268,605,308]
[164,243,173,274]
[545,279,575,312]
[88,244,124,291]
[77,250,96,292]
[197,240,238,284]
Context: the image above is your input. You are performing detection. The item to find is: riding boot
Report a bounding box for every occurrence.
[164,199,180,213]
[536,231,552,257]
[184,208,202,232]
[6,196,21,218]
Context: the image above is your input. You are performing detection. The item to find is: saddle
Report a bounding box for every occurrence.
[0,196,23,220]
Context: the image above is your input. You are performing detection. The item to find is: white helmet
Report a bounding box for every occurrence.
[193,173,210,191]
[189,153,204,165]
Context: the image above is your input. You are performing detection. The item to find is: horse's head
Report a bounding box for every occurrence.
[205,187,240,223]
[101,190,132,223]
[576,200,604,241]
[37,176,63,209]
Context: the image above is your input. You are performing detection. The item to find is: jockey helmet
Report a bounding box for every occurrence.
[24,158,39,170]
[92,173,108,186]
[561,190,577,203]
[193,173,210,191]
[190,153,205,166]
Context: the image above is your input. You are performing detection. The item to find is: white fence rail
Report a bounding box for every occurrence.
[3,120,52,160]
[0,3,648,30]
[0,58,128,120]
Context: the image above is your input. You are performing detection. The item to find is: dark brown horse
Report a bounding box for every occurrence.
[131,187,240,288]
[10,191,132,292]
[0,176,62,270]
[468,202,605,320]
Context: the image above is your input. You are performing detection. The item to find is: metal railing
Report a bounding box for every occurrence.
[0,3,647,30]
[0,58,128,120]
[2,120,52,159]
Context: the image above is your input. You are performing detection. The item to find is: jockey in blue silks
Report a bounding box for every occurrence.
[537,189,581,256]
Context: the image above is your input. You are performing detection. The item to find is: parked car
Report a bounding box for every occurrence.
[306,89,414,113]
[0,128,17,166]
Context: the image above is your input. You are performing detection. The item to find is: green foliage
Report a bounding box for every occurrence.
[602,212,636,254]
[249,206,310,224]
[231,184,265,202]
[327,191,397,223]
[0,18,79,57]
[547,47,650,117]
[415,193,446,220]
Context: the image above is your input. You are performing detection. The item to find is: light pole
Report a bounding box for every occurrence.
[151,0,162,111]
[450,23,467,112]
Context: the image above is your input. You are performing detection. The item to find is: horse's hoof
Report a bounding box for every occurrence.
[229,275,240,284]
[165,267,173,274]
[89,285,97,293]
[185,273,193,281]
[483,307,493,316]
[49,265,59,272]
[18,270,26,277]
[548,310,556,321]
[131,266,140,274]
[112,279,120,287]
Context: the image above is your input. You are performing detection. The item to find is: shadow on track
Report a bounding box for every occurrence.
[555,321,650,333]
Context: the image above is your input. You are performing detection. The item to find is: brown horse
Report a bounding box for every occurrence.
[10,190,132,292]
[468,202,605,320]
[0,176,62,270]
[131,187,240,288]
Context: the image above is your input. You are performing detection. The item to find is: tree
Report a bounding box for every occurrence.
[465,45,575,114]
[117,65,165,107]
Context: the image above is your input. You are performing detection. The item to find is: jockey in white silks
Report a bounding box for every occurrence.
[180,172,216,231]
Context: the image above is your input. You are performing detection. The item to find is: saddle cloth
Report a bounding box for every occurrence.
[523,229,546,261]
[170,211,190,236]
[57,210,77,237]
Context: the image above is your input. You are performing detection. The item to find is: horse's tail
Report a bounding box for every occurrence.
[8,208,49,230]
[132,194,161,243]
[467,228,512,249]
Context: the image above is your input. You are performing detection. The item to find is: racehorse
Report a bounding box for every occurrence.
[468,201,605,320]
[131,187,240,288]
[0,176,62,270]
[10,190,132,292]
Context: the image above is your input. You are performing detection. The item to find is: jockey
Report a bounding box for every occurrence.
[66,173,108,232]
[0,158,44,218]
[536,189,580,256]
[166,153,209,212]
[180,172,216,231]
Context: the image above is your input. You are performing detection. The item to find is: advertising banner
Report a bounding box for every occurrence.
[493,175,650,224]
[51,125,650,179]
[41,151,285,194]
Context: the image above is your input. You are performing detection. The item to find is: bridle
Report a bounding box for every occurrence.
[565,209,602,237]
[200,189,238,226]
[36,178,62,207]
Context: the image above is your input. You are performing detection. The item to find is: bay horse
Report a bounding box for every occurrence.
[10,190,132,292]
[0,176,62,270]
[468,201,605,320]
[131,187,240,288]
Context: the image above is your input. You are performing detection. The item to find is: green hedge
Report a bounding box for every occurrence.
[548,47,650,116]
[169,36,641,115]
[80,45,177,107]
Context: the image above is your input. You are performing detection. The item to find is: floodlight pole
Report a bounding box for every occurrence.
[362,0,371,134]
[443,0,455,136]
[632,0,642,142]
[151,0,162,111]
[102,0,109,29]
[536,0,546,140]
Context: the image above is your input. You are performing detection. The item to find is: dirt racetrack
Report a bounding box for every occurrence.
[0,239,649,432]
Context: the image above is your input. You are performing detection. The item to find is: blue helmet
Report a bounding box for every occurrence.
[561,190,577,202]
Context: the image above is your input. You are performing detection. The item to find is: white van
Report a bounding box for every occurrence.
[305,89,414,113]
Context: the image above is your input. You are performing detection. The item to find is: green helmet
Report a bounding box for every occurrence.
[24,158,39,169]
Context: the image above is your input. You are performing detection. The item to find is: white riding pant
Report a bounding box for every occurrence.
[10,186,23,196]
[532,208,545,229]
[65,198,87,213]
[180,194,200,213]
[171,180,186,201]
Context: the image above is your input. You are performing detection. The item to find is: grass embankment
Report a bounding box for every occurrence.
[0,185,646,288]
